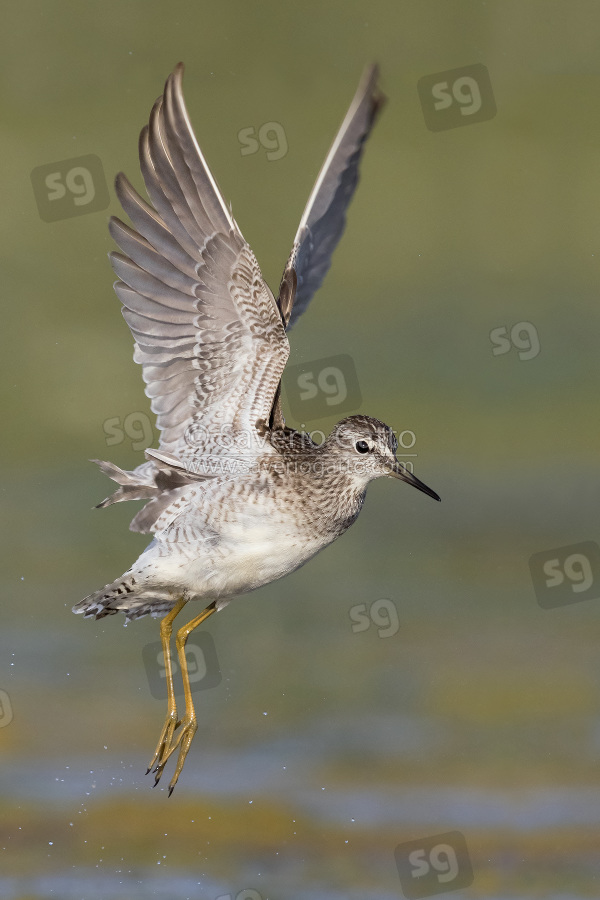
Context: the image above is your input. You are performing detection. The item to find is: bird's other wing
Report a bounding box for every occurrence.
[109,63,289,460]
[277,65,385,330]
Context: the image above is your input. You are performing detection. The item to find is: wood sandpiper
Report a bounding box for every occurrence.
[73,63,440,795]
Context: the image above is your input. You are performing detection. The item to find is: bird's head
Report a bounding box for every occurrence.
[321,415,440,501]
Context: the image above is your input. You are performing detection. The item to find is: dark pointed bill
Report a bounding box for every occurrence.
[388,461,440,502]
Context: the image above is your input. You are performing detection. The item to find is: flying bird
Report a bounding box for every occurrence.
[74,63,440,795]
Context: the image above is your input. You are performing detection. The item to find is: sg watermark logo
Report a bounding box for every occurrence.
[31,154,109,222]
[417,64,496,132]
[530,541,600,609]
[490,322,540,360]
[349,598,399,637]
[238,122,288,160]
[283,354,362,422]
[0,690,13,728]
[142,634,221,699]
[216,891,263,900]
[395,831,473,898]
[103,412,156,451]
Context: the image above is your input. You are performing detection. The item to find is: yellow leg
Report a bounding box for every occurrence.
[146,598,187,780]
[154,600,218,796]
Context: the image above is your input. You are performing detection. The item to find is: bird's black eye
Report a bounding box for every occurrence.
[355,440,370,454]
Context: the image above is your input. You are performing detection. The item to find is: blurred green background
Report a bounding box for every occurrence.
[3,0,600,897]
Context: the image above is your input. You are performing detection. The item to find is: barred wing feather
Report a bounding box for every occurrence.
[109,63,289,459]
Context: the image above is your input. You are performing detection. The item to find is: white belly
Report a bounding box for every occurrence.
[178,516,329,600]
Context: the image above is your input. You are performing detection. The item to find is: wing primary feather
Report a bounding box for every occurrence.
[165,64,239,236]
[298,65,384,230]
[110,251,199,301]
[109,219,201,295]
[114,175,200,277]
[106,64,292,462]
[139,122,202,259]
[147,97,216,244]
[280,64,385,330]
[114,280,194,324]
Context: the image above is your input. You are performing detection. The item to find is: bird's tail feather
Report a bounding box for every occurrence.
[92,459,157,509]
[72,571,176,621]
[92,452,215,532]
[93,450,218,533]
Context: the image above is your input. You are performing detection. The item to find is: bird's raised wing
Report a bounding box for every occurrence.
[277,65,385,329]
[109,63,289,460]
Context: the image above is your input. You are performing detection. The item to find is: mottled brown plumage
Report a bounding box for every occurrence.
[74,64,439,794]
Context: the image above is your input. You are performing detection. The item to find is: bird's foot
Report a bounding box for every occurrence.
[151,714,198,796]
[146,708,180,779]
